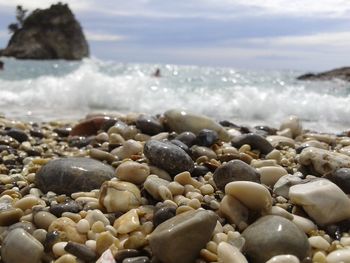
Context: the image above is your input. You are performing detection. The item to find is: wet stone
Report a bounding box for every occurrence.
[35,157,114,194]
[153,206,176,227]
[49,201,83,217]
[135,114,164,135]
[192,165,210,177]
[149,210,217,263]
[64,241,97,262]
[242,215,310,263]
[175,132,197,147]
[115,249,143,262]
[324,168,350,194]
[196,129,218,147]
[8,221,36,235]
[170,139,189,153]
[231,133,274,154]
[144,140,194,176]
[213,160,260,191]
[6,128,28,143]
[53,127,71,137]
[122,257,150,263]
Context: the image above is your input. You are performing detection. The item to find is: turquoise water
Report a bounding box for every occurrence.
[0,57,350,132]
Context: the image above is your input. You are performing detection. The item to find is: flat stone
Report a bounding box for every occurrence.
[289,179,350,225]
[324,168,350,194]
[299,147,350,175]
[213,160,260,191]
[1,228,44,263]
[149,210,217,263]
[35,157,114,194]
[135,114,164,135]
[242,215,310,263]
[231,133,274,154]
[164,109,231,141]
[144,140,194,176]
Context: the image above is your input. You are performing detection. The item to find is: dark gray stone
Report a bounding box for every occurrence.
[64,241,96,262]
[175,132,197,147]
[324,168,350,194]
[231,133,274,154]
[122,257,150,263]
[144,140,194,176]
[6,128,28,143]
[242,215,310,263]
[153,206,176,227]
[115,249,143,262]
[35,157,114,194]
[297,67,350,82]
[170,139,189,153]
[213,160,260,191]
[149,210,217,263]
[49,201,83,217]
[196,129,218,147]
[135,114,164,135]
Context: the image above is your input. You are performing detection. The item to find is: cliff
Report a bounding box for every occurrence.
[297,67,350,82]
[0,3,89,60]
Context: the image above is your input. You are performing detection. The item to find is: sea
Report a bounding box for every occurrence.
[0,57,350,133]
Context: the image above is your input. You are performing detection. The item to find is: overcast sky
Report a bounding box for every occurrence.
[1,0,350,70]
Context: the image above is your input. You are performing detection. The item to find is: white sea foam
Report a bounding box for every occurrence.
[0,57,350,132]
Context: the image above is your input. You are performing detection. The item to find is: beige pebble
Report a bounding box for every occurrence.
[144,175,170,201]
[159,185,173,201]
[54,254,77,263]
[206,241,218,253]
[14,195,42,211]
[291,214,317,233]
[266,206,293,220]
[225,181,272,212]
[213,232,228,244]
[167,182,185,196]
[266,149,282,163]
[113,208,140,234]
[176,205,194,215]
[0,207,24,226]
[111,139,143,160]
[48,217,86,244]
[116,161,150,185]
[267,135,295,148]
[313,251,327,263]
[308,236,330,250]
[32,228,47,243]
[92,221,106,233]
[200,248,218,262]
[34,211,58,230]
[52,242,68,257]
[266,254,300,263]
[219,195,249,231]
[149,165,172,181]
[326,248,350,263]
[250,159,278,168]
[188,198,201,209]
[89,148,116,163]
[280,115,302,138]
[200,184,214,195]
[257,166,288,187]
[85,239,97,251]
[84,209,110,226]
[109,133,125,144]
[96,231,115,255]
[61,212,81,222]
[77,219,90,234]
[217,241,248,263]
[174,171,203,189]
[96,249,116,263]
[340,237,350,246]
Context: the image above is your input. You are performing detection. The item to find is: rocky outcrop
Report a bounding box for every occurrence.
[297,67,350,81]
[0,3,89,60]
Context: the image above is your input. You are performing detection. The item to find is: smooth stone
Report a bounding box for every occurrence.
[33,211,58,230]
[153,206,176,227]
[219,195,249,231]
[266,135,295,148]
[70,116,112,136]
[300,140,328,150]
[0,206,23,226]
[50,201,83,217]
[273,174,304,198]
[225,181,272,212]
[323,168,350,194]
[116,161,150,185]
[340,145,350,156]
[113,209,140,234]
[48,217,86,243]
[242,215,310,263]
[35,157,114,194]
[115,249,144,262]
[64,241,97,262]
[6,128,28,143]
[289,179,350,225]
[279,116,302,138]
[144,140,194,176]
[267,206,293,221]
[170,139,189,153]
[175,132,197,147]
[54,254,77,263]
[76,219,90,233]
[196,129,218,147]
[149,210,217,263]
[89,148,117,163]
[291,214,317,234]
[308,236,330,251]
[217,242,248,263]
[213,160,260,191]
[266,254,300,263]
[8,221,36,235]
[1,228,44,263]
[326,249,350,263]
[257,166,288,187]
[144,175,171,200]
[111,140,143,160]
[231,133,274,154]
[14,195,42,211]
[122,256,150,263]
[96,249,116,263]
[164,109,231,141]
[108,120,138,140]
[191,145,217,160]
[135,114,164,135]
[85,209,110,227]
[299,147,350,175]
[96,231,115,255]
[99,181,142,213]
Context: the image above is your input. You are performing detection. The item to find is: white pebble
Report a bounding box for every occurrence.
[308,236,330,251]
[326,249,350,263]
[77,219,90,234]
[52,242,68,257]
[85,240,97,251]
[217,241,248,263]
[266,254,300,263]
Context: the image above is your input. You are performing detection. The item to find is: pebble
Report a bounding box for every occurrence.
[1,228,44,263]
[326,249,350,263]
[266,135,295,148]
[48,217,87,243]
[96,231,116,255]
[153,206,176,227]
[308,236,330,250]
[144,140,194,176]
[231,133,274,154]
[219,195,249,230]
[257,166,288,187]
[33,211,58,230]
[279,115,303,138]
[96,249,116,263]
[190,145,217,160]
[49,201,83,217]
[213,160,260,191]
[175,131,197,147]
[84,209,110,227]
[149,210,217,263]
[289,179,350,225]
[6,128,29,143]
[217,241,248,263]
[196,129,218,147]
[111,140,143,160]
[99,181,142,213]
[116,161,150,185]
[324,167,350,194]
[135,114,164,135]
[113,209,140,234]
[273,174,303,198]
[122,256,150,263]
[164,109,231,141]
[76,219,90,233]
[64,241,97,262]
[144,175,171,201]
[70,116,111,136]
[242,215,310,263]
[225,181,272,212]
[35,157,114,194]
[265,254,300,263]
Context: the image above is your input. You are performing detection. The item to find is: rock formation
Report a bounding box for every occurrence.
[0,3,89,60]
[297,67,350,81]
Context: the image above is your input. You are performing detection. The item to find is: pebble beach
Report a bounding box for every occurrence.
[1,108,350,263]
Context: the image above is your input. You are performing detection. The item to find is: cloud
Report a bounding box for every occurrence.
[85,31,126,42]
[0,0,93,11]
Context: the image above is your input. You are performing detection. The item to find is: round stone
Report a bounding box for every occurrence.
[116,161,150,185]
[231,133,274,155]
[153,206,176,227]
[213,160,260,191]
[144,140,194,176]
[324,168,350,194]
[175,132,197,147]
[6,128,28,143]
[196,129,218,147]
[35,157,114,194]
[242,215,310,263]
[135,114,164,135]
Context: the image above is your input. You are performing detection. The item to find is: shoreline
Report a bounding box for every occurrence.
[0,110,350,262]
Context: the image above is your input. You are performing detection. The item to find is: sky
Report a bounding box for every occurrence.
[1,0,350,70]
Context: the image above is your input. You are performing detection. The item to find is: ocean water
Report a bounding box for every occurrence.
[0,57,350,133]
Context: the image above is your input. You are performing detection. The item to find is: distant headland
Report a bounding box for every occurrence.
[297,67,350,82]
[0,3,89,60]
